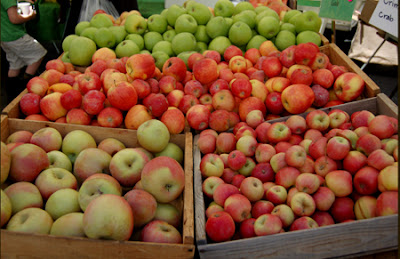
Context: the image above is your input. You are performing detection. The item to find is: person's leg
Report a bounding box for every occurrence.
[25,55,45,76]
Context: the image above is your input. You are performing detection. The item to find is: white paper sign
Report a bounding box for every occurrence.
[368,0,398,38]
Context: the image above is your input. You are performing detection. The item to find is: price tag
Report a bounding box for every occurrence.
[318,0,357,21]
[369,0,398,38]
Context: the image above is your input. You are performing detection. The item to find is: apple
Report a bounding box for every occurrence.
[368,115,396,139]
[61,130,97,163]
[223,193,252,223]
[354,195,377,220]
[141,156,185,203]
[202,176,225,199]
[1,142,11,184]
[255,144,276,164]
[136,119,170,153]
[378,164,398,192]
[376,191,398,216]
[314,156,337,178]
[193,58,219,85]
[330,196,355,222]
[254,213,282,236]
[312,186,335,212]
[227,150,247,171]
[240,176,264,202]
[295,173,320,195]
[26,76,49,97]
[72,148,112,182]
[326,136,351,161]
[4,181,43,215]
[6,207,53,234]
[78,173,122,212]
[325,170,353,197]
[216,132,236,154]
[205,211,235,242]
[29,127,62,153]
[123,189,157,228]
[35,167,77,200]
[251,200,274,219]
[9,143,49,182]
[200,153,225,178]
[83,194,133,241]
[1,189,12,227]
[270,152,288,174]
[333,72,365,102]
[45,188,80,221]
[213,183,240,206]
[75,72,101,95]
[50,212,85,237]
[153,203,181,228]
[356,133,382,156]
[285,145,307,168]
[281,84,314,114]
[290,216,319,231]
[266,122,292,144]
[290,192,316,217]
[275,166,300,189]
[306,110,330,132]
[266,185,288,205]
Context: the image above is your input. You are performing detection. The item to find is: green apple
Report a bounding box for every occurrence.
[166,4,187,27]
[163,29,176,42]
[155,143,184,165]
[152,40,174,57]
[295,11,322,33]
[257,16,280,39]
[296,30,322,46]
[255,8,280,24]
[224,17,233,27]
[147,14,168,34]
[233,1,255,15]
[125,33,144,50]
[61,129,97,164]
[229,21,252,47]
[68,36,97,67]
[233,10,256,29]
[80,27,98,41]
[246,34,267,50]
[187,2,212,25]
[94,27,116,48]
[255,5,270,14]
[47,150,73,172]
[177,51,196,69]
[171,32,197,55]
[275,30,296,51]
[214,0,234,17]
[206,16,230,39]
[280,22,296,34]
[124,14,147,35]
[288,12,302,25]
[90,13,113,28]
[45,189,80,220]
[137,119,170,153]
[144,31,163,52]
[115,40,140,58]
[160,8,168,19]
[194,25,210,43]
[140,50,151,55]
[284,9,302,23]
[152,51,170,70]
[75,21,90,35]
[109,26,127,45]
[208,36,231,55]
[60,51,71,63]
[62,34,78,52]
[175,14,198,34]
[196,42,208,53]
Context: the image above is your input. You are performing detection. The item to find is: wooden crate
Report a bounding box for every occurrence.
[1,118,195,259]
[193,93,398,259]
[320,43,380,98]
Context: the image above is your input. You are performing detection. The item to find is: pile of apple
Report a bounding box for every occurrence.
[19,38,362,135]
[1,119,186,244]
[61,0,323,69]
[198,108,398,242]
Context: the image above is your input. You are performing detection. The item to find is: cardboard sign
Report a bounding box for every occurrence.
[318,0,357,21]
[368,0,398,37]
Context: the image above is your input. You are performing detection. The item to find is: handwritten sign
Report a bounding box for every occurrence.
[369,0,398,37]
[318,0,356,21]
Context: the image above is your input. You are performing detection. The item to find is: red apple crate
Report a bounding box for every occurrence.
[193,93,398,259]
[0,117,195,259]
